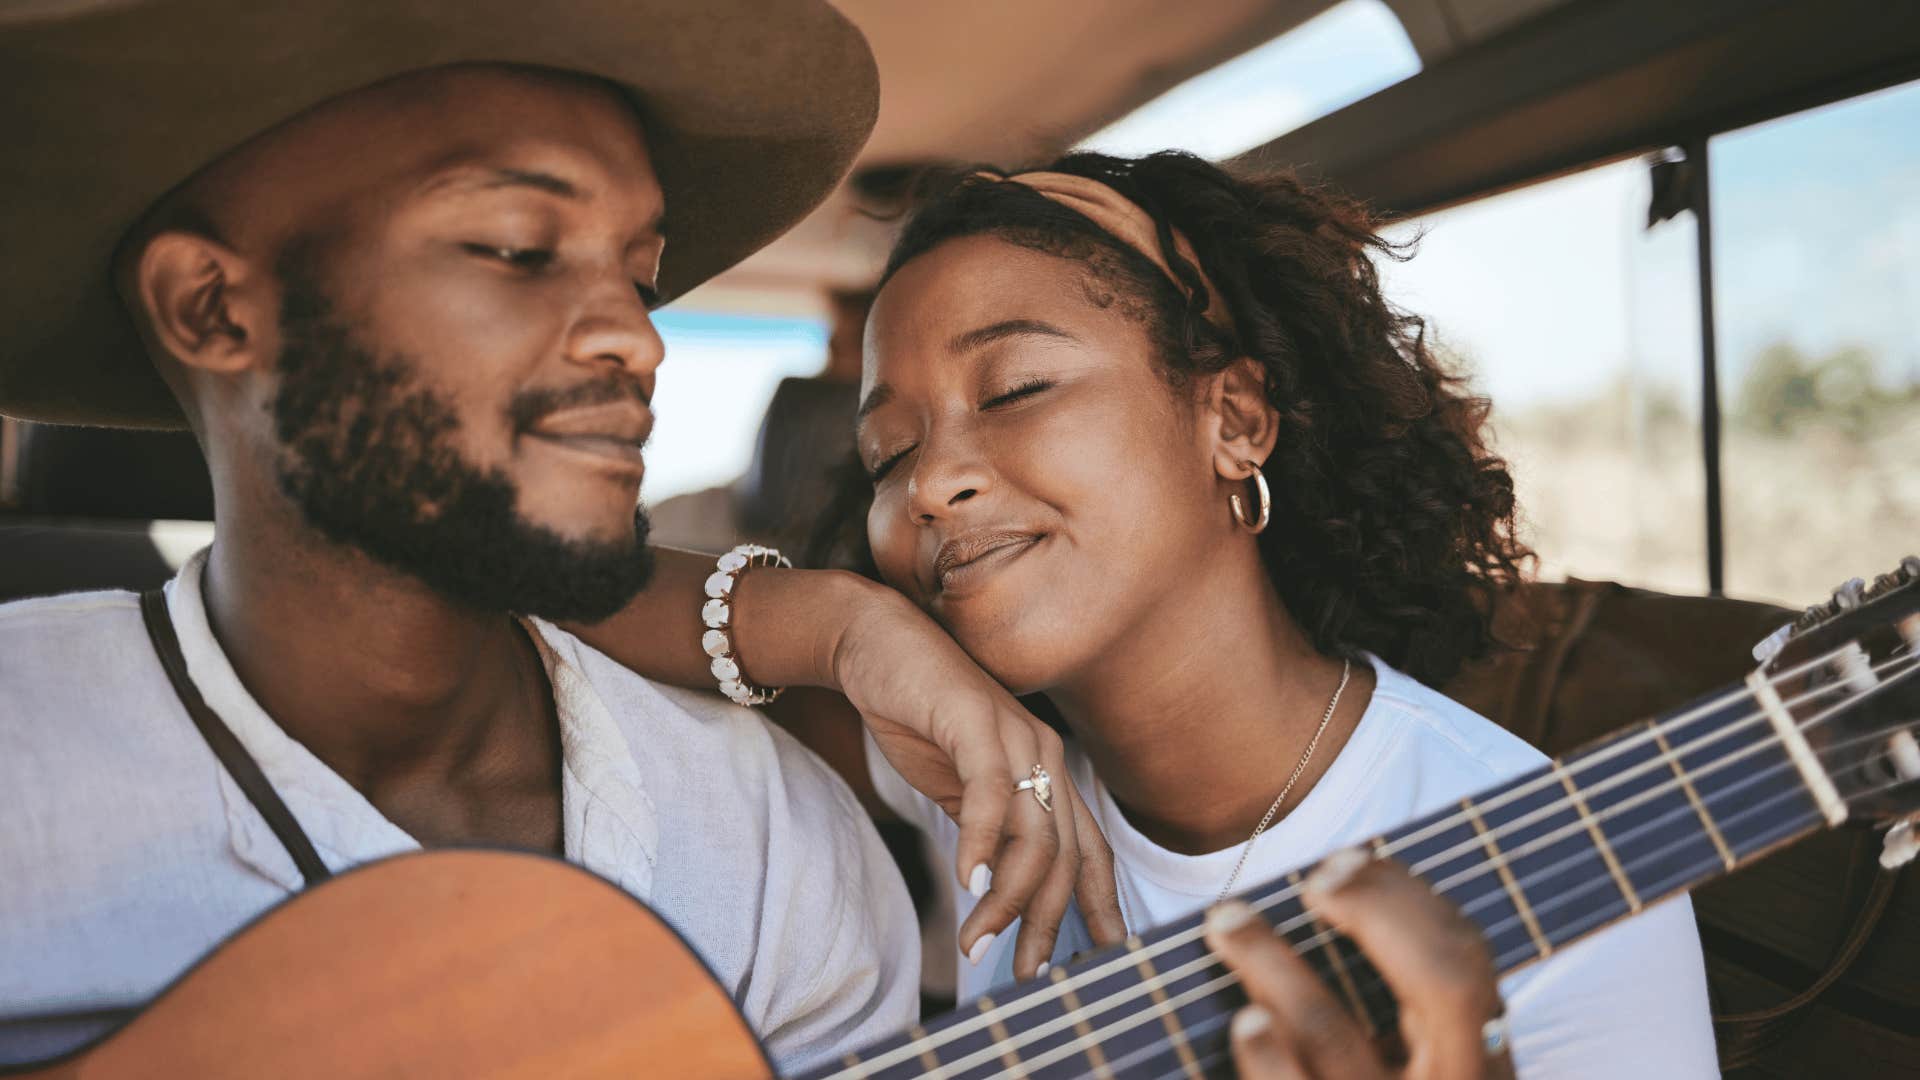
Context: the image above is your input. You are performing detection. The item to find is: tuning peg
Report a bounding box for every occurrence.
[1752,622,1794,664]
[1833,577,1868,609]
[1883,819,1919,870]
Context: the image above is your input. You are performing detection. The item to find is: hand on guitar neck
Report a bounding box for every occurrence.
[1204,848,1514,1080]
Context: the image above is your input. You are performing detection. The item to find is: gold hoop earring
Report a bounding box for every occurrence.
[1229,461,1270,534]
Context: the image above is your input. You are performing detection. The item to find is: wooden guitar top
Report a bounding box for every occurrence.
[18,850,775,1079]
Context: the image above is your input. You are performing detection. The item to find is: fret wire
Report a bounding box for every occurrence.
[1648,719,1738,870]
[826,651,1910,1080]
[1129,937,1205,1080]
[1286,869,1375,1035]
[1460,797,1553,956]
[974,995,1027,1079]
[1048,965,1116,1080]
[1554,763,1642,912]
[911,1024,947,1080]
[1086,995,1236,1080]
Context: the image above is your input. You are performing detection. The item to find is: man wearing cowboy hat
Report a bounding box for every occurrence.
[0,1,937,1068]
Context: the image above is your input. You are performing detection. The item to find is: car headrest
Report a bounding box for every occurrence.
[17,421,215,520]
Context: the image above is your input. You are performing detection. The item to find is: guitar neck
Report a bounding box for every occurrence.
[809,677,1834,1080]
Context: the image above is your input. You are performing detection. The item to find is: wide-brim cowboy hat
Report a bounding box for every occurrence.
[0,0,878,429]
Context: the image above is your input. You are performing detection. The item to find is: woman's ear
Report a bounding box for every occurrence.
[131,230,268,376]
[1203,356,1279,480]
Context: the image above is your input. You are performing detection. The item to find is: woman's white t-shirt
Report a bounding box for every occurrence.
[867,655,1720,1079]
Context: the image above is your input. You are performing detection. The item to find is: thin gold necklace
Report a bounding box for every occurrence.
[1214,657,1352,902]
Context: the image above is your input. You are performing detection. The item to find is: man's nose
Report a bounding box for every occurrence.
[563,276,667,379]
[907,434,994,524]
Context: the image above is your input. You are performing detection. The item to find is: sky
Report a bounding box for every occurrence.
[642,0,1920,504]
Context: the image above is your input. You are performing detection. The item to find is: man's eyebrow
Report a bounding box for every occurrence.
[421,166,588,200]
[947,318,1078,354]
[855,382,894,424]
[417,165,665,234]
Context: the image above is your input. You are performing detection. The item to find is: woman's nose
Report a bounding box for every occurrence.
[906,436,993,525]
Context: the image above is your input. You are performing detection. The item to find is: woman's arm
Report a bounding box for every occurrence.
[567,546,1124,978]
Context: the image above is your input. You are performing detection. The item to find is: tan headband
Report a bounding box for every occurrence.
[992,170,1227,329]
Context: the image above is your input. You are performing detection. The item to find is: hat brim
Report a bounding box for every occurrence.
[0,0,878,429]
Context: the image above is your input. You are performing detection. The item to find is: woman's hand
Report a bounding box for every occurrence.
[819,578,1127,977]
[568,548,1126,977]
[1203,849,1514,1080]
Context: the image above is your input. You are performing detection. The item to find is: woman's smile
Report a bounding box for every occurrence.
[931,529,1047,596]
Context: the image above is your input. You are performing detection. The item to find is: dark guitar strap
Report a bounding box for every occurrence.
[140,588,332,888]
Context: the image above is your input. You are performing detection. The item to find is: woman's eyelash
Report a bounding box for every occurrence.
[867,446,912,483]
[983,378,1054,408]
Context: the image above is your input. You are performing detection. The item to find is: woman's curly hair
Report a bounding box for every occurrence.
[814,151,1530,686]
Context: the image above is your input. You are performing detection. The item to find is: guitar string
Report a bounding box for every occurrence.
[990,660,1920,1080]
[951,677,1920,1080]
[822,642,1892,1080]
[972,746,1916,1080]
[932,769,1871,1080]
[1290,646,1919,958]
[818,639,1889,1079]
[1072,770,1882,1080]
[833,645,1912,1076]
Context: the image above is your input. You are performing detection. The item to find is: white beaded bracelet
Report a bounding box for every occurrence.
[699,543,792,706]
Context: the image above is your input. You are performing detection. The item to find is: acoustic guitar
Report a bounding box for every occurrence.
[15,559,1920,1079]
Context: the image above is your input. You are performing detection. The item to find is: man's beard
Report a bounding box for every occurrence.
[269,254,655,622]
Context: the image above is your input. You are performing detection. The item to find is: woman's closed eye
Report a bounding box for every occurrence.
[982,377,1055,409]
[867,443,914,484]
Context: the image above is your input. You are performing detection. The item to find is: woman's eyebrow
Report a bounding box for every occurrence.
[946,318,1078,355]
[856,382,894,425]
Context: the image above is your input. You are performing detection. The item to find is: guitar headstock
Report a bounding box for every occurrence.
[1753,557,1920,843]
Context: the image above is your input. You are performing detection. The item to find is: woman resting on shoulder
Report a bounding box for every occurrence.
[832,152,1714,1078]
[582,151,1718,1078]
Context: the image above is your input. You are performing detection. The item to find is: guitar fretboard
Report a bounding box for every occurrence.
[806,681,1829,1080]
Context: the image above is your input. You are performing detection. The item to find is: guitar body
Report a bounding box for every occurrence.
[16,850,774,1080]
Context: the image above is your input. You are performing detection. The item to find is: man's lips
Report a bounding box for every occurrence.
[932,530,1045,593]
[526,401,652,472]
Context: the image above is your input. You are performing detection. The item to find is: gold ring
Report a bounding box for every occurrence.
[1012,764,1054,813]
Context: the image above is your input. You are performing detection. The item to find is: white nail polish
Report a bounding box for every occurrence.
[968,932,996,966]
[1232,1005,1273,1040]
[1036,962,1051,978]
[1306,846,1371,894]
[1204,899,1256,937]
[967,863,992,898]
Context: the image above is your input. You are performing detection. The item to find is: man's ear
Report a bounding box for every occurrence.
[1204,356,1279,480]
[131,231,268,376]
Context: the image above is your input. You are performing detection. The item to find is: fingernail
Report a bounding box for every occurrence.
[1232,1005,1272,1041]
[968,931,996,966]
[1036,962,1051,978]
[967,863,992,898]
[1204,899,1257,938]
[1305,846,1370,895]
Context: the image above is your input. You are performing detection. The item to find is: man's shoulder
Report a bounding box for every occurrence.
[0,588,148,676]
[529,618,858,805]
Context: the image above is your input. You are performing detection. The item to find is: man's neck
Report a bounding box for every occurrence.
[199,502,553,807]
[1048,547,1374,856]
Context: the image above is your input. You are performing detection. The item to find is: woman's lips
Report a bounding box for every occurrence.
[933,531,1045,594]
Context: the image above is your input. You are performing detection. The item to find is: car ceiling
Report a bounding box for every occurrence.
[679,0,1575,315]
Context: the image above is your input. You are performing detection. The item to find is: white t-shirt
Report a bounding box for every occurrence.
[0,550,918,1074]
[869,655,1719,1079]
